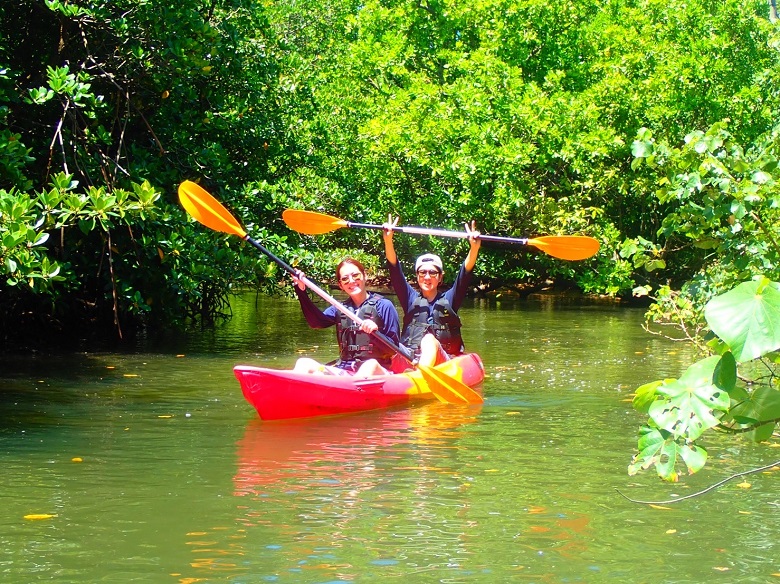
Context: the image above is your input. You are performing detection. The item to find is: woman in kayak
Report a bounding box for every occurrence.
[382,218,481,368]
[291,257,401,377]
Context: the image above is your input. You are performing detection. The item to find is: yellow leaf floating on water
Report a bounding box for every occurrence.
[505,411,521,416]
[737,481,751,489]
[665,529,677,534]
[24,514,57,520]
[650,504,671,510]
[738,510,751,515]
[71,457,83,463]
[123,374,138,378]
[713,567,730,572]
[158,415,173,419]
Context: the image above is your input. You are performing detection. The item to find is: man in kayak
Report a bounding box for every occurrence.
[382,217,481,368]
[291,257,401,377]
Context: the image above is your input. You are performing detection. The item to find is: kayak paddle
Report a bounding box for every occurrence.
[282,209,600,261]
[177,180,483,405]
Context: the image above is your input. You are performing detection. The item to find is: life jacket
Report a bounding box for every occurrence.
[401,294,464,357]
[335,293,395,366]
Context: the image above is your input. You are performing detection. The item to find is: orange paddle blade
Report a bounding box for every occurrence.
[282,209,349,235]
[178,181,247,238]
[526,235,600,261]
[419,365,484,404]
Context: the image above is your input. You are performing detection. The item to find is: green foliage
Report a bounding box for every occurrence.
[627,122,780,282]
[0,0,300,339]
[261,0,780,297]
[630,277,780,481]
[2,0,780,343]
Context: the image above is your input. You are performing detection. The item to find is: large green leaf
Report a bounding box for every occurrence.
[679,443,708,474]
[628,425,693,481]
[749,421,777,443]
[713,351,737,393]
[704,278,780,362]
[649,356,730,440]
[628,425,670,477]
[730,386,780,426]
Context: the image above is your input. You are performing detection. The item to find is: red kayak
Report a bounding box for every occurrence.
[234,353,485,420]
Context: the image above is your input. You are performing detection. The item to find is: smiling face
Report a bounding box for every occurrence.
[336,260,367,301]
[416,267,442,298]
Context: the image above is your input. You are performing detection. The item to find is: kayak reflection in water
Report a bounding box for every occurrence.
[383,217,481,369]
[291,257,402,377]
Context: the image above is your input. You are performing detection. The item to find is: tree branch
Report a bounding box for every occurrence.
[616,460,780,504]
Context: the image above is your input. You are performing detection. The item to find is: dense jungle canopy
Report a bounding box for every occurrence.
[1,0,779,344]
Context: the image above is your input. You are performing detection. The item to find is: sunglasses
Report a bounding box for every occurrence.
[339,272,364,284]
[416,269,441,277]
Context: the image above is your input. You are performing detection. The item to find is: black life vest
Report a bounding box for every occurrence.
[335,293,395,366]
[401,294,464,357]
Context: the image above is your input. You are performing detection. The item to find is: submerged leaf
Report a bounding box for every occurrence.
[24,513,57,520]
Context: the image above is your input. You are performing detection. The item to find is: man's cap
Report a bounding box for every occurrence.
[415,253,443,272]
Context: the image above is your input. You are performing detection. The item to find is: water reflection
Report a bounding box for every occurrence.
[234,402,482,497]
[176,404,484,582]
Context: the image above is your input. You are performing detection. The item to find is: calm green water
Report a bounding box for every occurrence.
[1,293,779,583]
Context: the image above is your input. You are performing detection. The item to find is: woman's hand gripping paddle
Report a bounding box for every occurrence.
[282,209,600,261]
[178,181,483,405]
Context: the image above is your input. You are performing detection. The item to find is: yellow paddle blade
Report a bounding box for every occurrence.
[527,235,600,261]
[178,181,247,238]
[419,365,484,404]
[282,209,349,235]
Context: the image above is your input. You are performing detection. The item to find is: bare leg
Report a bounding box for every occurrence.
[292,357,328,375]
[354,358,390,378]
[417,333,446,367]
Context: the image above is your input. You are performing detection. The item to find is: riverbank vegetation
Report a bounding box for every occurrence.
[2,1,780,476]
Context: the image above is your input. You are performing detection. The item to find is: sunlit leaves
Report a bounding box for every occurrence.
[631,276,780,481]
[630,352,735,480]
[650,356,730,441]
[628,425,707,480]
[679,442,707,475]
[632,379,668,413]
[0,172,161,291]
[705,277,780,362]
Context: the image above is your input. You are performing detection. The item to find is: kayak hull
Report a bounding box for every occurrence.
[234,353,485,420]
